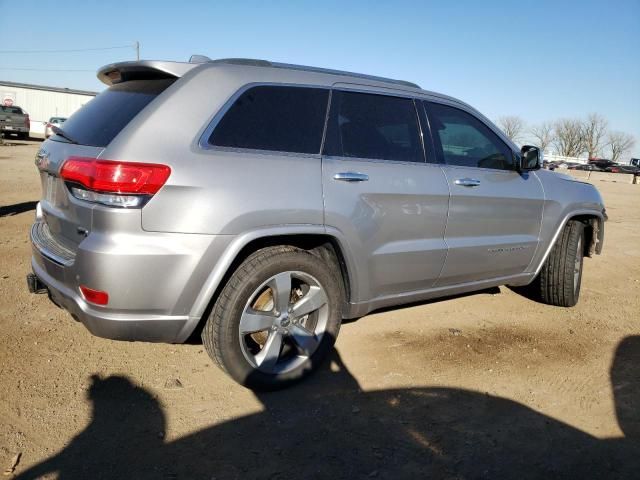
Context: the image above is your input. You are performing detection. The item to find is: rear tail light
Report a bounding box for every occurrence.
[80,285,109,305]
[60,157,171,208]
[25,114,30,129]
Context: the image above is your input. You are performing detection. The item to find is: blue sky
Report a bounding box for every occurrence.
[2,0,638,156]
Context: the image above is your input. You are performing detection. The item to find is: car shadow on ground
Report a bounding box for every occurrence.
[14,336,639,479]
[0,201,38,218]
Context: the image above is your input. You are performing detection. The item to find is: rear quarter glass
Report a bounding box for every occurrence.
[209,85,329,154]
[55,78,175,147]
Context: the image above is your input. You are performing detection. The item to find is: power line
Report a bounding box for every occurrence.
[0,67,95,72]
[0,45,134,54]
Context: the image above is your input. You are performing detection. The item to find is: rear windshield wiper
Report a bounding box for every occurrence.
[51,125,79,145]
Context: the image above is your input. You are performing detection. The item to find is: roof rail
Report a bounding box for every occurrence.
[200,57,421,89]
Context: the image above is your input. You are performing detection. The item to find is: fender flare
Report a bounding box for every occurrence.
[530,209,605,276]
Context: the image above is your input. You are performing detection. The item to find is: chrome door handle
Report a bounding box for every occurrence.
[454,178,481,187]
[333,172,369,182]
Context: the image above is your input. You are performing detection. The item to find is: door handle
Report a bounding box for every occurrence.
[454,178,481,187]
[333,172,369,182]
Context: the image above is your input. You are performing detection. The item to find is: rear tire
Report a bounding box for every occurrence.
[202,246,343,390]
[538,220,585,307]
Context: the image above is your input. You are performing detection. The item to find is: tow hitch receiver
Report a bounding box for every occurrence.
[27,273,48,294]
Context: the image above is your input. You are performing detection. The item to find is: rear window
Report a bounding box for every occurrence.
[209,86,329,154]
[1,106,23,114]
[55,79,175,147]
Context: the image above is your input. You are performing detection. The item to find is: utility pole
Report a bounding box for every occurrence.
[135,41,140,61]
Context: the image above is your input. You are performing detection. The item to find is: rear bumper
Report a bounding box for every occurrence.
[28,214,225,343]
[31,257,190,342]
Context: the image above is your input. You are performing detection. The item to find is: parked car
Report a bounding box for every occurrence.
[568,164,596,171]
[0,105,30,139]
[630,158,640,168]
[27,57,606,389]
[589,158,617,170]
[44,117,68,139]
[562,162,581,169]
[607,164,640,174]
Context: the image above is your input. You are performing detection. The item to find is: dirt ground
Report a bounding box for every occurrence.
[1,140,638,479]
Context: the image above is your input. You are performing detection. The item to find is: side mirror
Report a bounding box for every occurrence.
[520,145,541,171]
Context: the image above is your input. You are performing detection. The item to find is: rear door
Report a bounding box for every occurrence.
[322,89,449,302]
[423,100,544,286]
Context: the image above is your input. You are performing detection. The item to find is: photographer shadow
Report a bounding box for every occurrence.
[15,336,639,479]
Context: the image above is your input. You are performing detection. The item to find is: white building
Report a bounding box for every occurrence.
[0,81,97,137]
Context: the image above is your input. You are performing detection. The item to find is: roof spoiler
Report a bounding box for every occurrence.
[97,60,199,86]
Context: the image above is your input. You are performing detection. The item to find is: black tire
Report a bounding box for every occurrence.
[17,132,27,140]
[538,220,585,307]
[202,246,343,390]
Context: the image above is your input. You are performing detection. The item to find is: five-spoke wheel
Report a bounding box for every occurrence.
[239,271,329,374]
[202,246,342,390]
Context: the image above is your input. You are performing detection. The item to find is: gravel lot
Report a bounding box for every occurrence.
[1,140,638,479]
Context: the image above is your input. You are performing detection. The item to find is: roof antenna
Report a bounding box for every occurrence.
[189,55,212,64]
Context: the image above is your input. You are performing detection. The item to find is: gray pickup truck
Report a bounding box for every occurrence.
[28,57,606,389]
[0,105,30,139]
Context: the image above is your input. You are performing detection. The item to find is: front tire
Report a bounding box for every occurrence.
[202,246,343,390]
[538,220,585,307]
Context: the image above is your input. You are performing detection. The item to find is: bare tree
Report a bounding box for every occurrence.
[607,131,636,162]
[582,113,608,159]
[529,121,555,153]
[496,116,525,143]
[553,119,585,157]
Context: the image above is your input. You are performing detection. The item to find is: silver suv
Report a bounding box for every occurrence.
[28,57,606,389]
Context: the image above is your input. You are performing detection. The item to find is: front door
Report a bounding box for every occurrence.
[423,101,544,286]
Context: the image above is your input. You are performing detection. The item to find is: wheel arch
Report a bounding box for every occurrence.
[176,226,358,343]
[532,209,605,276]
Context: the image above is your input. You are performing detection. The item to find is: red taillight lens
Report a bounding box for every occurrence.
[60,157,171,195]
[80,285,109,305]
[25,115,30,128]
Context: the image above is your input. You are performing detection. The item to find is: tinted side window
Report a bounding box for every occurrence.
[209,86,329,154]
[425,102,514,171]
[324,91,423,163]
[57,79,175,147]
